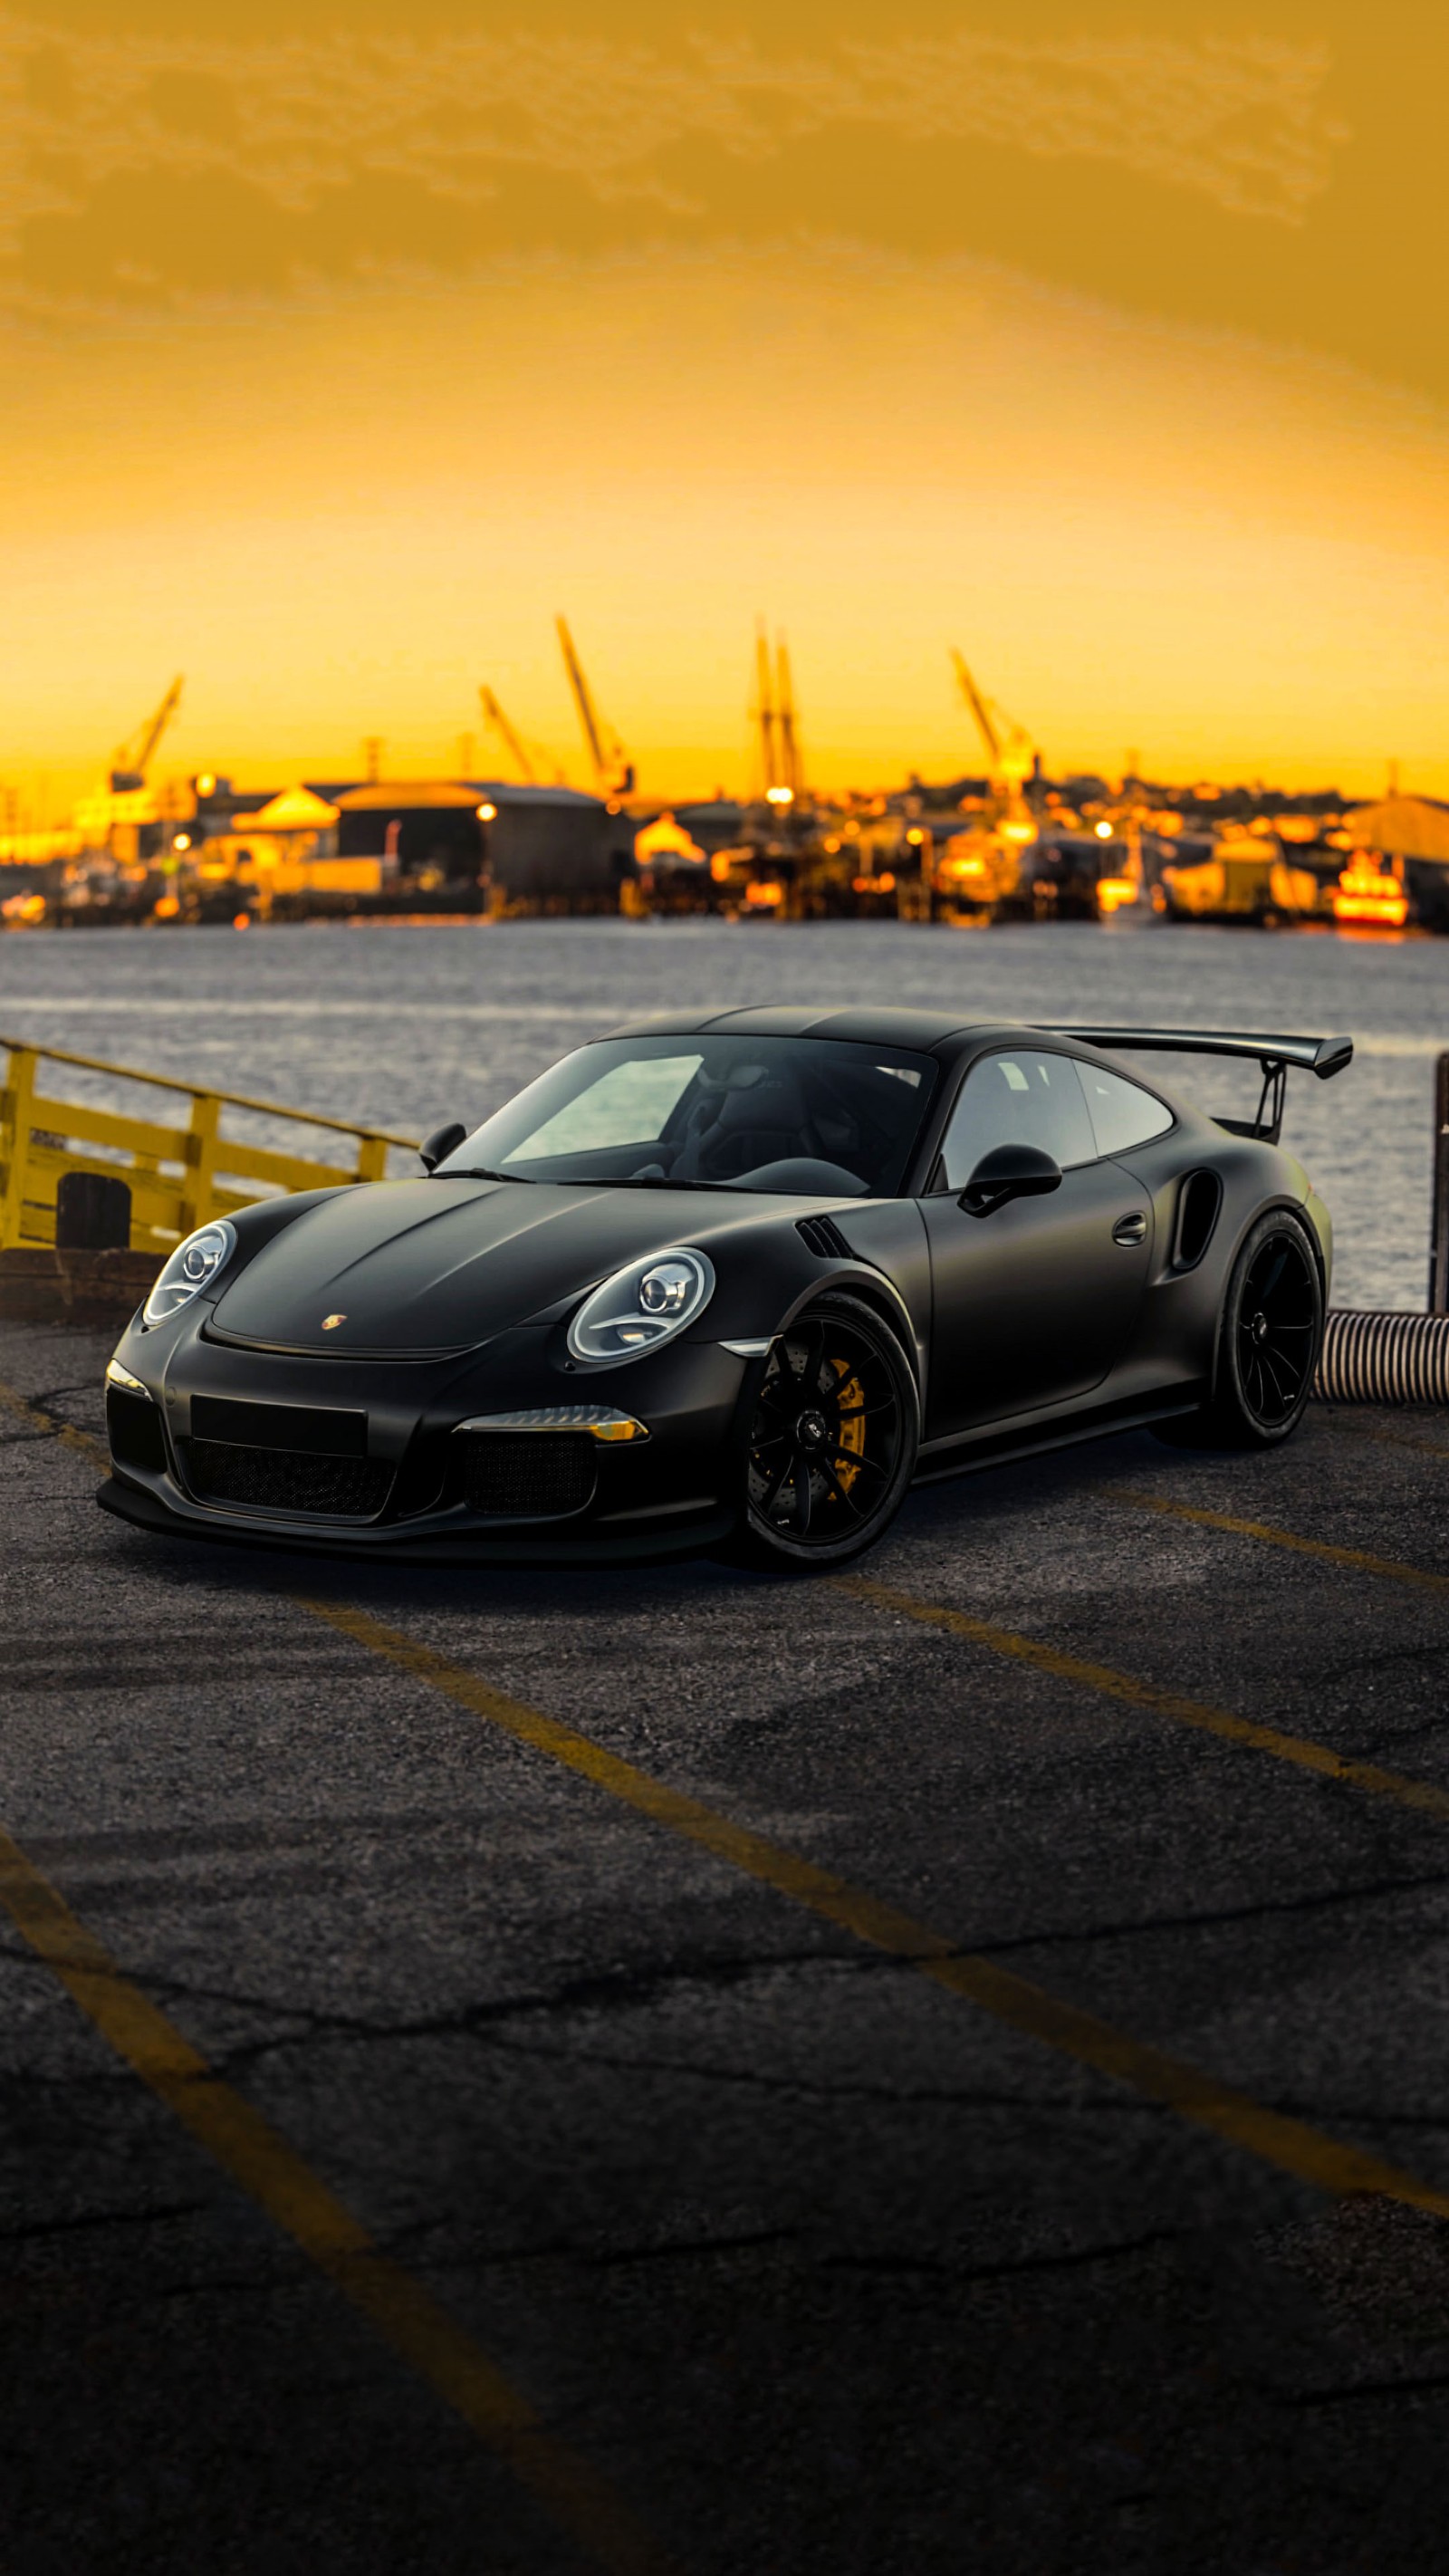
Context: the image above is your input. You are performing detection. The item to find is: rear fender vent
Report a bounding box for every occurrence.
[796,1216,854,1261]
[1173,1169,1223,1271]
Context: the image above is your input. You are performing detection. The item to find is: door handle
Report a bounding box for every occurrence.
[1112,1211,1148,1246]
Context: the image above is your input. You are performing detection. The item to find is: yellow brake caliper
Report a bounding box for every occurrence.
[830,1359,867,1495]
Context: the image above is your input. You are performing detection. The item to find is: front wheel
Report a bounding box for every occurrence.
[733,1293,919,1569]
[1155,1207,1323,1450]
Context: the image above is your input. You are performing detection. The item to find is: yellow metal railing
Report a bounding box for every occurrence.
[0,1035,420,1254]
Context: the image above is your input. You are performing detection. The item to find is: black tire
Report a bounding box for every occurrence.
[1154,1207,1323,1451]
[731,1293,919,1570]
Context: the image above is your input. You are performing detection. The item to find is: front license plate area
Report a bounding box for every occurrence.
[189,1395,368,1457]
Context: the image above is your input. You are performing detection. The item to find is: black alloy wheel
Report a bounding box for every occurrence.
[1157,1206,1323,1450]
[736,1293,918,1568]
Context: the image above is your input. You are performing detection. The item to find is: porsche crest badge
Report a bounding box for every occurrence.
[321,1312,346,1331]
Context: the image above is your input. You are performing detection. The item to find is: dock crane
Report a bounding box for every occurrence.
[555,617,635,797]
[752,622,779,796]
[949,650,1037,798]
[479,687,537,784]
[478,687,570,787]
[751,623,805,804]
[936,649,1041,917]
[110,675,184,793]
[775,637,805,803]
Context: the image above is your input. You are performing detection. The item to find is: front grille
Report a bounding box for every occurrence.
[457,1433,596,1520]
[185,1439,393,1519]
[796,1215,854,1260]
[107,1388,168,1475]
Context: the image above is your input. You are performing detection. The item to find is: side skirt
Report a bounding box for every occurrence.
[911,1387,1206,1486]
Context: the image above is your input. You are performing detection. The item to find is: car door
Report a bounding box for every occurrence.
[921,1047,1153,1438]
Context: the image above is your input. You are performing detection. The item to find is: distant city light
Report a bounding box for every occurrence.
[173,831,191,851]
[476,803,497,821]
[1097,875,1137,913]
[766,786,793,805]
[1094,820,1114,839]
[197,774,216,797]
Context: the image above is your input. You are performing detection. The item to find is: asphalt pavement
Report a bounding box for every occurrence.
[5,1318,1449,2576]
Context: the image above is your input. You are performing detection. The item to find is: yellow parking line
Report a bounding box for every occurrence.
[0,1823,675,2576]
[302,1595,1449,2221]
[1104,1485,1449,1597]
[1327,1416,1449,1466]
[0,1379,674,2576]
[21,1377,1449,2252]
[0,1376,110,1471]
[836,1573,1449,1824]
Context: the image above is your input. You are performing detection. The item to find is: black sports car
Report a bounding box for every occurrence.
[99,1009,1351,1569]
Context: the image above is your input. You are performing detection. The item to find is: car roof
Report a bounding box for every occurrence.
[596,1005,998,1053]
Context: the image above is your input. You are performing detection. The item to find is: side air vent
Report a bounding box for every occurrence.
[1173,1168,1223,1270]
[796,1216,854,1260]
[106,1388,168,1476]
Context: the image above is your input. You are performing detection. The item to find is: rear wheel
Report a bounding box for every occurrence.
[734,1293,918,1569]
[1155,1207,1322,1450]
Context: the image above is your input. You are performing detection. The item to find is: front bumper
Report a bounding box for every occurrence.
[98,1308,755,1565]
[96,1474,736,1566]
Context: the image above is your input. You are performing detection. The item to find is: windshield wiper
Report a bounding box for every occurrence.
[440,1166,532,1184]
[571,1174,735,1191]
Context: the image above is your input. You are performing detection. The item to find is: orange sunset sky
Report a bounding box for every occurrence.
[2,0,1446,812]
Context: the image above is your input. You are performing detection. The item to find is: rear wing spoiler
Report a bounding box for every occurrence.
[1042,1025,1353,1143]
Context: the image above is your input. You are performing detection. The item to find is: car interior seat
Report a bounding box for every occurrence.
[670,1062,818,1181]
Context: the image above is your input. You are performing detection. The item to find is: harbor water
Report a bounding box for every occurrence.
[3,918,1446,1312]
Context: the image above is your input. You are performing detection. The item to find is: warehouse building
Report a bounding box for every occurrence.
[331,781,637,913]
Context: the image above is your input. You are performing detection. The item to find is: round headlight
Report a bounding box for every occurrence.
[567,1247,715,1364]
[638,1259,697,1315]
[143,1219,236,1324]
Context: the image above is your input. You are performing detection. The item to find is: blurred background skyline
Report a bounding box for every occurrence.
[4,0,1445,812]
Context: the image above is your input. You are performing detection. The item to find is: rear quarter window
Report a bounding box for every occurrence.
[1079,1064,1175,1156]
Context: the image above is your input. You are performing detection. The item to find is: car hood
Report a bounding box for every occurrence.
[208,1178,771,1356]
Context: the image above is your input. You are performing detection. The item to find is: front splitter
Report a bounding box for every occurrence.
[97,1475,736,1570]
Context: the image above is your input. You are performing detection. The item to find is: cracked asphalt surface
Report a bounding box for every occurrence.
[5,1320,1449,2575]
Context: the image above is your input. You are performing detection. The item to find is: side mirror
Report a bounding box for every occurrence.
[418,1120,467,1174]
[959,1142,1062,1217]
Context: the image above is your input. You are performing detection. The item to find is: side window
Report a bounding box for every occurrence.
[1078,1064,1175,1157]
[937,1051,1097,1191]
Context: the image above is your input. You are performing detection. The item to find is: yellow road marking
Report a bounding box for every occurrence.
[0,1380,674,2576]
[837,1573,1449,1824]
[0,1822,675,2576]
[0,1375,109,1471]
[1326,1415,1449,1466]
[18,1377,1449,2280]
[302,1596,1449,2221]
[1104,1485,1449,1597]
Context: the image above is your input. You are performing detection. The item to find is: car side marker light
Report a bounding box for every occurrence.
[105,1359,150,1397]
[453,1407,649,1442]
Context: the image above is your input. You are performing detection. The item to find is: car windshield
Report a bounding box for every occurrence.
[436,1033,937,1196]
